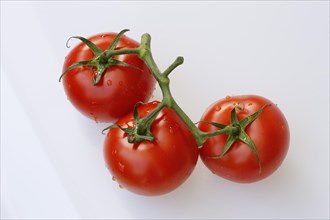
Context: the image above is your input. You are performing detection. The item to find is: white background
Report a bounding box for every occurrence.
[1,1,329,219]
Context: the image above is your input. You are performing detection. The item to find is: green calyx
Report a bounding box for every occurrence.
[59,29,141,85]
[102,102,165,143]
[200,104,271,172]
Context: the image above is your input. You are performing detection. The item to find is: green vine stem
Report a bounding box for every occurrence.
[132,33,260,147]
[134,33,210,146]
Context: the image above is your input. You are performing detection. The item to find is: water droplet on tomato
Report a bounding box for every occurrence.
[215,105,221,111]
[226,95,231,99]
[101,34,106,38]
[248,103,253,106]
[118,81,123,86]
[106,80,112,86]
[118,162,125,172]
[169,126,174,134]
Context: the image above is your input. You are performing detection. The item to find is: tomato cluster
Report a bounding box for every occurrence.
[60,30,290,196]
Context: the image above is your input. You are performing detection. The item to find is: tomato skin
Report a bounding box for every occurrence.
[198,95,290,183]
[104,101,198,196]
[62,32,156,123]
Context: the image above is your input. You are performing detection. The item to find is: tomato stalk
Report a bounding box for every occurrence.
[99,31,270,149]
[128,33,271,153]
[128,33,207,145]
[102,33,203,144]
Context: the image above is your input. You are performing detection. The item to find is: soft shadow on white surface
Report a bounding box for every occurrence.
[1,1,329,219]
[1,73,79,219]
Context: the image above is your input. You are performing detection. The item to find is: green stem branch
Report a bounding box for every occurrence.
[134,33,209,146]
[104,31,235,147]
[106,48,140,57]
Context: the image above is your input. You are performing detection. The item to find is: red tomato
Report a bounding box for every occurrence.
[62,32,156,123]
[198,95,290,183]
[104,101,198,196]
